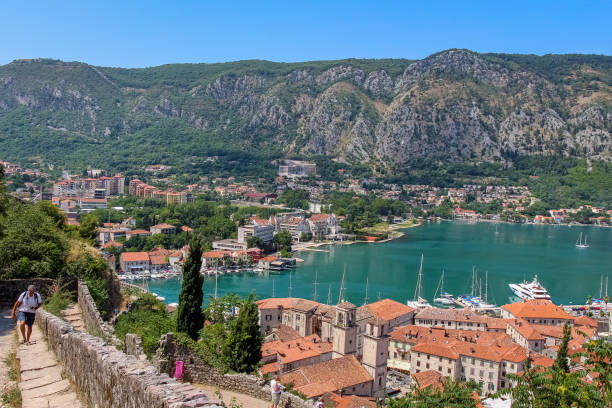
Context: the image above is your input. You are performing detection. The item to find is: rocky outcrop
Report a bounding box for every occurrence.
[0,51,610,167]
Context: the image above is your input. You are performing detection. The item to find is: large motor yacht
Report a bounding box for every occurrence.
[509,275,551,301]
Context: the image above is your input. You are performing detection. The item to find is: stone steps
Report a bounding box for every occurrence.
[63,303,85,332]
[17,313,86,408]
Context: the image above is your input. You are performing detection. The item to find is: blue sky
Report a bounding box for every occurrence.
[1,1,610,67]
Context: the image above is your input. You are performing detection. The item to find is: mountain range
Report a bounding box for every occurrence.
[0,49,610,173]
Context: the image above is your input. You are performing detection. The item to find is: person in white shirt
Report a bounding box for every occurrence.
[270,375,282,408]
[11,285,42,345]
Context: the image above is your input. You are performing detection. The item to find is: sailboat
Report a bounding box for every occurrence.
[407,254,431,308]
[477,271,496,308]
[576,232,589,248]
[433,270,454,305]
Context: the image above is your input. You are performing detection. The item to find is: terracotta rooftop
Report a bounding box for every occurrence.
[359,298,415,322]
[324,393,376,408]
[573,315,598,329]
[149,255,168,265]
[309,213,332,222]
[202,250,231,259]
[262,334,332,365]
[150,223,176,229]
[501,300,574,321]
[412,370,444,391]
[102,241,123,249]
[507,318,544,341]
[415,307,489,324]
[337,301,356,309]
[279,355,372,399]
[121,252,150,262]
[270,324,301,342]
[256,297,321,312]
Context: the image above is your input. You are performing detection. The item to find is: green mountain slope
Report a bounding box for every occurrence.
[0,50,610,174]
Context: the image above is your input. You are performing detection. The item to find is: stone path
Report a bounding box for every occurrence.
[195,384,270,408]
[16,308,86,408]
[62,304,85,332]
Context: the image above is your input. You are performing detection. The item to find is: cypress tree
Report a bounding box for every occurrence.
[177,239,204,340]
[554,321,571,373]
[222,293,263,373]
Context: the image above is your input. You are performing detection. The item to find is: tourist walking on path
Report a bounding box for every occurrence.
[10,284,42,345]
[270,374,282,408]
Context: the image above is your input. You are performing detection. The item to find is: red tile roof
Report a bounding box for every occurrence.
[362,298,415,321]
[279,355,372,399]
[501,300,574,321]
[262,334,332,365]
[121,252,150,262]
[412,370,444,391]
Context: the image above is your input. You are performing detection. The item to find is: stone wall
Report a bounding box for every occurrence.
[35,308,222,408]
[154,333,313,408]
[125,333,145,359]
[78,281,119,345]
[0,278,57,309]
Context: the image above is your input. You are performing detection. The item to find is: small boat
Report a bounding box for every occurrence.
[433,270,454,305]
[576,232,589,248]
[407,254,431,308]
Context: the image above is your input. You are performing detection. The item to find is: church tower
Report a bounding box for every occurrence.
[331,302,358,359]
[361,318,389,397]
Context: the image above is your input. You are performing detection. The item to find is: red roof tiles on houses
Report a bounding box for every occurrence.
[279,355,372,399]
[362,298,415,321]
[121,252,150,262]
[501,300,574,321]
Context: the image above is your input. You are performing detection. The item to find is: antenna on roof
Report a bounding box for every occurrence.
[363,277,369,306]
[327,284,332,305]
[313,270,319,302]
[288,270,293,298]
[338,265,346,304]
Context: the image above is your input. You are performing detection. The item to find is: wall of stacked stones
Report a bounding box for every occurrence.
[154,333,312,408]
[0,278,59,309]
[36,308,222,408]
[77,281,119,343]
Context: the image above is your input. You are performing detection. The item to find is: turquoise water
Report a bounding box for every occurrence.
[139,222,612,306]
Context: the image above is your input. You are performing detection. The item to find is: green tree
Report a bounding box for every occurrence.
[274,230,292,252]
[222,293,263,373]
[177,240,204,340]
[79,213,99,243]
[553,322,571,373]
[387,378,480,408]
[0,201,68,279]
[246,236,264,249]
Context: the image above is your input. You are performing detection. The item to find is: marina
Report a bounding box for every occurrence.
[132,222,612,307]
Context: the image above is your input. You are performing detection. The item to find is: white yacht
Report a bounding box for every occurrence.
[509,275,551,301]
[407,254,431,309]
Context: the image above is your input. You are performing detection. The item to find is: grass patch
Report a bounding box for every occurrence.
[1,347,21,408]
[43,287,74,317]
[0,386,21,408]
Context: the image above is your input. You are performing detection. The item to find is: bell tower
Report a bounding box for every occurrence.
[361,318,389,397]
[332,302,358,358]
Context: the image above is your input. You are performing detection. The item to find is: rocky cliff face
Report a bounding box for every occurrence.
[0,50,610,167]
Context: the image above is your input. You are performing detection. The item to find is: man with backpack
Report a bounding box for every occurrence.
[10,285,42,345]
[270,374,282,408]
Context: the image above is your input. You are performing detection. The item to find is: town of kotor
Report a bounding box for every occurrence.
[0,1,610,407]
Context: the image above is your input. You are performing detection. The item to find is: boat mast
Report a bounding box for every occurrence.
[327,284,332,305]
[413,254,424,301]
[471,266,475,297]
[288,270,293,298]
[338,265,346,304]
[363,277,369,306]
[272,279,275,297]
[214,273,218,299]
[600,275,603,299]
[485,271,488,304]
[313,270,318,302]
